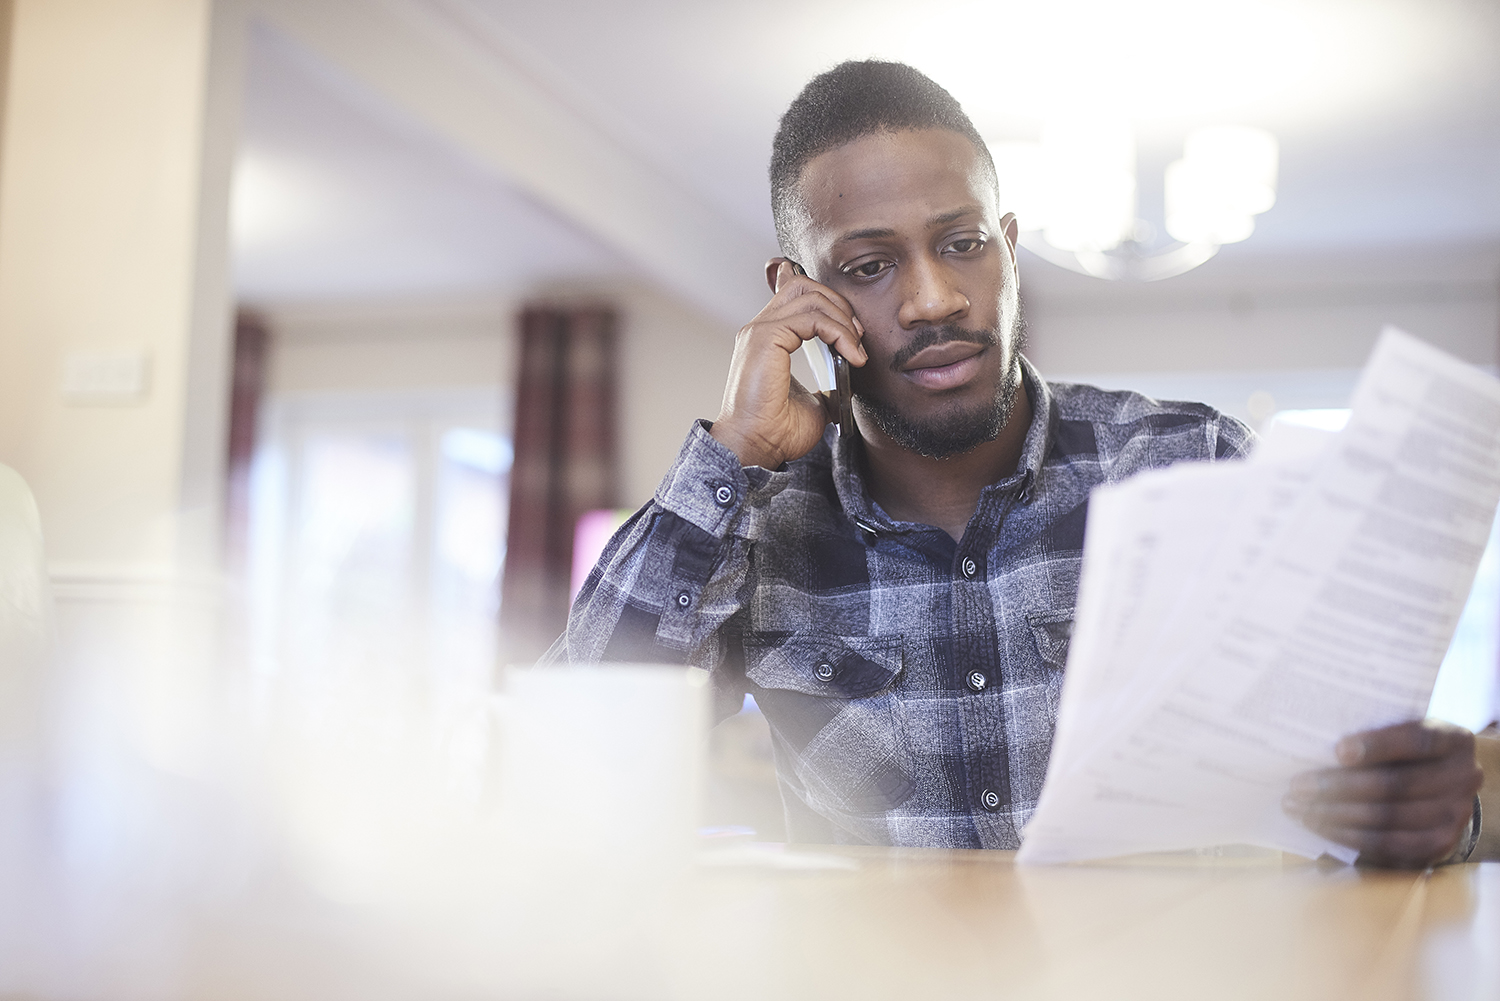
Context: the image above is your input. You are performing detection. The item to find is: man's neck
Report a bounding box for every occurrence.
[858,385,1034,542]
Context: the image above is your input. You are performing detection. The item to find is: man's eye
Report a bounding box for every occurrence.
[847,260,889,279]
[947,238,986,254]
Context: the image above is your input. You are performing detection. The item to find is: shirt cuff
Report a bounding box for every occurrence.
[653,420,783,539]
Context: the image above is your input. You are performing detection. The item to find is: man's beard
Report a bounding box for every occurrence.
[855,300,1028,460]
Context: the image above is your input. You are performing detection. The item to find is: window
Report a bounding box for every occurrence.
[246,388,510,699]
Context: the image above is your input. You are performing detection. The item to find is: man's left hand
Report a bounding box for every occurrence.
[1283,719,1483,868]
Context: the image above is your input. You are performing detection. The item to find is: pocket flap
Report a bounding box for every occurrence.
[1025,609,1074,672]
[743,632,903,699]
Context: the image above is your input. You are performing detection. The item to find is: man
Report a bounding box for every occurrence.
[562,61,1492,866]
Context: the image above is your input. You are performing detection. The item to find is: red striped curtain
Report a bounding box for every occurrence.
[225,310,269,572]
[499,306,618,663]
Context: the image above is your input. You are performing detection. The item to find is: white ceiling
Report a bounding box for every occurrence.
[233,0,1500,305]
[232,22,629,303]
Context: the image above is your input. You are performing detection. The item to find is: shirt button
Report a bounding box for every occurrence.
[960,556,978,579]
[980,789,1002,812]
[966,670,988,692]
[713,484,735,508]
[675,591,691,608]
[813,661,835,682]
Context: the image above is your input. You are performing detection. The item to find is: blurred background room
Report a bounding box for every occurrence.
[0,0,1497,995]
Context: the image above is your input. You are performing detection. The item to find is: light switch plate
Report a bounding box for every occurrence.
[62,349,151,404]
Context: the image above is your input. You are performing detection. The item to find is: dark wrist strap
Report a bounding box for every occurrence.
[1443,795,1483,865]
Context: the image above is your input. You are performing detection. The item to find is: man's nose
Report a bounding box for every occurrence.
[896,254,970,329]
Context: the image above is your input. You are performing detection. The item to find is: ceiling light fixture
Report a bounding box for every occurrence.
[990,122,1278,281]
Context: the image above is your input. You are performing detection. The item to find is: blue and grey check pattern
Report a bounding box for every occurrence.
[561,357,1254,848]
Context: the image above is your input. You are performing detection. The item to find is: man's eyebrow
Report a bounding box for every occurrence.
[835,226,897,243]
[927,206,983,226]
[835,207,986,244]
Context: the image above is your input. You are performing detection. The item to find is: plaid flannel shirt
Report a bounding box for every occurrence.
[562,357,1254,848]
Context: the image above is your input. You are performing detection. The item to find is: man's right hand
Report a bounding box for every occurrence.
[710,259,868,469]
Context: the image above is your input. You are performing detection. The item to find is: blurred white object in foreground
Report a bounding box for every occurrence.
[0,615,709,1000]
[497,664,707,866]
[0,463,50,751]
[0,464,54,994]
[259,661,710,999]
[0,464,705,1000]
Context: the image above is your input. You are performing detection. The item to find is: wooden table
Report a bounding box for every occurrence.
[177,843,1497,1000]
[657,846,1497,1001]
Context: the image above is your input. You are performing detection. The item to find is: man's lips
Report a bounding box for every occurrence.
[901,341,986,390]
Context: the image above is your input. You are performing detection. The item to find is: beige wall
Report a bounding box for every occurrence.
[258,279,734,512]
[0,0,240,576]
[1024,244,1500,376]
[264,294,518,395]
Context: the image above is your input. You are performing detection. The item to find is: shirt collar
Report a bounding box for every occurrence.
[830,354,1054,533]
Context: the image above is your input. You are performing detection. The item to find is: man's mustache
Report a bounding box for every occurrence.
[888,324,1000,371]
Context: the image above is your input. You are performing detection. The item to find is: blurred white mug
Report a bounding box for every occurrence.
[494,663,708,873]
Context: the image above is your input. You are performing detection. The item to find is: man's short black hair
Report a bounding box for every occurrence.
[769,60,997,256]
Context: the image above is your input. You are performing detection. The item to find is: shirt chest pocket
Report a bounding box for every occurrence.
[1020,608,1073,745]
[743,632,904,698]
[1025,609,1074,673]
[742,632,913,821]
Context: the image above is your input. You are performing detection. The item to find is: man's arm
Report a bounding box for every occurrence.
[563,423,757,670]
[566,258,865,664]
[1283,719,1488,867]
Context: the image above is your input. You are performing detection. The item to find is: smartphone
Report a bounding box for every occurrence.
[788,262,854,438]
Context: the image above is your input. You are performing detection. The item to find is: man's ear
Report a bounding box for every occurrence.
[999,212,1020,283]
[1000,212,1019,252]
[765,257,790,293]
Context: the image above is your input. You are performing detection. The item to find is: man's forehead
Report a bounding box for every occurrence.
[794,129,997,247]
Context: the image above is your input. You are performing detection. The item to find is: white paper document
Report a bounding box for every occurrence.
[1019,328,1500,864]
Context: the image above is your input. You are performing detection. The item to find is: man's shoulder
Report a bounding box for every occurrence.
[1049,379,1222,424]
[1045,379,1255,464]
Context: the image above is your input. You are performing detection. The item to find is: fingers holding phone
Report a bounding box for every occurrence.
[710,259,866,469]
[774,260,866,365]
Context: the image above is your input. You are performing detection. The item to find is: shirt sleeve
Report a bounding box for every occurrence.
[1214,413,1258,460]
[559,421,783,713]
